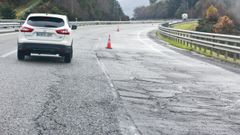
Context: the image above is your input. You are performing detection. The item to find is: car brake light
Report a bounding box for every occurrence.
[20,27,34,32]
[56,29,70,35]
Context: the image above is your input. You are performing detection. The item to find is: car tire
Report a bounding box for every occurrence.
[64,53,71,63]
[70,47,73,58]
[17,50,25,60]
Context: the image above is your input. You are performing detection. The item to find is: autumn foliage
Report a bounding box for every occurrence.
[197,5,237,35]
[206,5,218,21]
[213,16,235,34]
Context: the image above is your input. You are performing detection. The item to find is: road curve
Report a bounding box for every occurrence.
[0,24,240,135]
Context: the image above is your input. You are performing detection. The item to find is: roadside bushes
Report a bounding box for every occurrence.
[213,16,235,34]
[196,5,218,33]
[196,5,237,35]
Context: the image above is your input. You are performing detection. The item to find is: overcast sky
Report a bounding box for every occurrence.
[118,0,149,18]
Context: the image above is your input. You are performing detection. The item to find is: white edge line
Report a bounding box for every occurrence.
[137,30,161,53]
[95,56,140,135]
[96,57,115,89]
[0,49,17,58]
[95,38,140,135]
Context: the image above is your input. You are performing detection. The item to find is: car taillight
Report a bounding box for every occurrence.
[56,29,70,35]
[20,27,34,32]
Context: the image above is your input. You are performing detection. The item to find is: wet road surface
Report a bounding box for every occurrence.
[0,24,240,135]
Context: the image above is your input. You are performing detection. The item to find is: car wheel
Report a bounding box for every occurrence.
[64,53,71,63]
[26,52,31,56]
[17,50,25,60]
[70,47,73,58]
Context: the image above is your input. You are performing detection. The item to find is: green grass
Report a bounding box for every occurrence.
[172,21,198,31]
[156,31,240,64]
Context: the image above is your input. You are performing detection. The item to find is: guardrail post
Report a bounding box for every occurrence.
[183,34,185,45]
[175,32,178,42]
[225,51,228,59]
[178,33,182,44]
[210,47,213,55]
[186,34,189,47]
[233,53,237,61]
[217,50,220,57]
[178,32,180,43]
[189,33,193,48]
[167,29,171,39]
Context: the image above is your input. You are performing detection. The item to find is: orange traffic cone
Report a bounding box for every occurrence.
[106,35,112,49]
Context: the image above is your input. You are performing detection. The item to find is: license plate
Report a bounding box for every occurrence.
[36,32,52,37]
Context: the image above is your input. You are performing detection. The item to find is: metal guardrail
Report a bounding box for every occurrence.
[0,19,165,25]
[159,22,240,61]
[0,19,24,23]
[0,20,165,33]
[0,20,23,31]
[0,19,164,23]
[70,20,165,26]
[0,23,20,28]
[0,22,21,33]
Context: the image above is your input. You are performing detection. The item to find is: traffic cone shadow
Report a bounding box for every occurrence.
[117,26,120,32]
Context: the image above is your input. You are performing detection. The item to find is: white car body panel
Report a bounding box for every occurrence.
[18,13,73,46]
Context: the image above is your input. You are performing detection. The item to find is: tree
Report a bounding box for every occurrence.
[175,1,188,18]
[0,4,16,19]
[213,16,235,34]
[205,5,218,22]
[196,5,219,33]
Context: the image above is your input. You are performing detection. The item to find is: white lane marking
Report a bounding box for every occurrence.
[95,38,115,90]
[94,37,120,97]
[137,30,161,53]
[0,49,17,58]
[95,38,140,135]
[95,57,141,135]
[96,57,115,91]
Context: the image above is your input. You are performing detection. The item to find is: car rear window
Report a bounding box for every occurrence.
[27,16,65,28]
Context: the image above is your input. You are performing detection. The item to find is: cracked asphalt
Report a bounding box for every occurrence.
[0,24,240,135]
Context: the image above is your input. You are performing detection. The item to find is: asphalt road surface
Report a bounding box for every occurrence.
[0,24,240,135]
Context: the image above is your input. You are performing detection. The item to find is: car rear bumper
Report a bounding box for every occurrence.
[18,43,72,55]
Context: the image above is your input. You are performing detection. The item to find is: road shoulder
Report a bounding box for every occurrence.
[148,30,240,74]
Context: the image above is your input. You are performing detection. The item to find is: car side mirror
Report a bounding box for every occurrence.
[71,25,77,30]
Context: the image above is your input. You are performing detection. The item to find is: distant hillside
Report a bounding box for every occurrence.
[134,0,239,24]
[134,0,240,34]
[0,0,129,21]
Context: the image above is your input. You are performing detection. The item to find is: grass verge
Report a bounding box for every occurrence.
[172,21,198,31]
[156,31,240,64]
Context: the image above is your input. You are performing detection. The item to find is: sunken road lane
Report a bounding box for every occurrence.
[0,24,240,135]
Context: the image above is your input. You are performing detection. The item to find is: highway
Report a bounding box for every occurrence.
[0,24,240,135]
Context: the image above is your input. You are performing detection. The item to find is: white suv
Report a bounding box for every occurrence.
[17,13,77,63]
